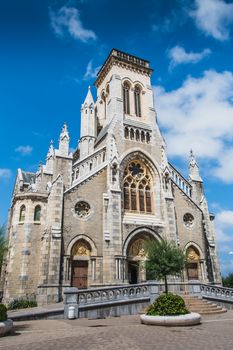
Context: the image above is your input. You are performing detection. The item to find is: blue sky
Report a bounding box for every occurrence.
[1,0,233,276]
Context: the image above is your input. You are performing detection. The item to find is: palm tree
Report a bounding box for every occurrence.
[0,225,8,271]
[145,238,186,293]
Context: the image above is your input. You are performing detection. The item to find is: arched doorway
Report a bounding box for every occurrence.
[71,239,91,289]
[126,233,157,284]
[186,246,200,280]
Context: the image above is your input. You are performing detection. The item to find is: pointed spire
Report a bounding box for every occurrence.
[46,140,55,160]
[58,123,70,157]
[82,86,94,108]
[60,123,70,142]
[189,150,202,182]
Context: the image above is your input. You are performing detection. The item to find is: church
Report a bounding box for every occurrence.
[3,49,221,305]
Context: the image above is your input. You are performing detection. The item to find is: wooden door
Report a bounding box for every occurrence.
[71,260,88,289]
[187,263,198,280]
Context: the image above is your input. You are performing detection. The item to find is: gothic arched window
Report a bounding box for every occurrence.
[34,205,41,221]
[101,92,106,120]
[134,85,141,117]
[123,82,130,115]
[123,160,153,213]
[124,127,129,139]
[19,205,26,222]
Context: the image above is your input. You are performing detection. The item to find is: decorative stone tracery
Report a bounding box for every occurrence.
[75,201,90,218]
[128,238,146,259]
[183,213,194,228]
[123,160,153,213]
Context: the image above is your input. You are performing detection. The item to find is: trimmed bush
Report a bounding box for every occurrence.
[7,297,37,310]
[146,292,190,316]
[0,304,7,321]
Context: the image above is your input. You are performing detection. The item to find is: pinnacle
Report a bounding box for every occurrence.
[83,85,94,106]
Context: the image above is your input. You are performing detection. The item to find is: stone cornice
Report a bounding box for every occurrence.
[95,49,153,88]
[13,192,48,203]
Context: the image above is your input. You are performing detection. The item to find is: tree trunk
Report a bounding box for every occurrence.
[164,275,168,293]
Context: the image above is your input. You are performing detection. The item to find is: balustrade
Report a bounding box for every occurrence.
[169,163,192,197]
[200,284,233,301]
[72,147,106,185]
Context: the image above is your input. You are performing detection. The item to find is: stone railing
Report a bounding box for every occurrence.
[169,163,192,197]
[71,146,107,187]
[64,283,156,319]
[63,281,203,319]
[63,282,233,319]
[78,283,151,305]
[200,284,233,302]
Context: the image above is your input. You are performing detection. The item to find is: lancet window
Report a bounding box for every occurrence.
[123,82,130,115]
[34,205,41,221]
[123,160,153,213]
[19,205,26,222]
[134,85,141,117]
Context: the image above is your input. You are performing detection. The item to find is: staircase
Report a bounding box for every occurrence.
[182,295,227,315]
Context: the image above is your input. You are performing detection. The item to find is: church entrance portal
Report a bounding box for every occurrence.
[127,234,157,284]
[71,260,88,288]
[70,239,91,289]
[186,246,201,280]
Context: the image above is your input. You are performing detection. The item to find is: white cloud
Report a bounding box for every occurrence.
[168,45,211,68]
[0,168,11,179]
[50,6,97,43]
[84,60,101,80]
[214,211,233,246]
[154,69,233,182]
[190,0,233,40]
[214,209,233,275]
[213,149,233,183]
[15,145,33,156]
[215,210,233,227]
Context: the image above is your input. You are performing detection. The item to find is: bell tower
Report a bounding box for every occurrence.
[94,49,157,131]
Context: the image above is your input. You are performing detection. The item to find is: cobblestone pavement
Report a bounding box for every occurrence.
[1,311,233,350]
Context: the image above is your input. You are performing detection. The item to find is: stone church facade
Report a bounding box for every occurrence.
[3,49,221,304]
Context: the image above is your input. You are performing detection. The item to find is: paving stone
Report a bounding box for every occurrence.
[1,312,233,350]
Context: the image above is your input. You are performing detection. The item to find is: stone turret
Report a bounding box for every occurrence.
[45,140,55,174]
[189,150,203,204]
[58,123,70,157]
[79,86,96,159]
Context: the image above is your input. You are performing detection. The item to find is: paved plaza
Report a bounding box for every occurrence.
[1,311,233,350]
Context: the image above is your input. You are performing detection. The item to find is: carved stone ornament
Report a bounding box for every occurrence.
[129,238,146,258]
[187,248,199,262]
[183,213,194,228]
[71,240,91,256]
[75,201,90,218]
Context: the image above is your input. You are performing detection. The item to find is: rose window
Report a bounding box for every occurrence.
[183,213,194,228]
[75,201,90,218]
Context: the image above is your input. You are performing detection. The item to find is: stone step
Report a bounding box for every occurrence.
[140,294,227,316]
[182,295,227,315]
[198,309,227,315]
[189,306,223,312]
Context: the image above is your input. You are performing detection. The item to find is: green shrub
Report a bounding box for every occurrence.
[146,292,190,316]
[0,304,7,321]
[222,273,233,288]
[7,297,37,310]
